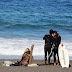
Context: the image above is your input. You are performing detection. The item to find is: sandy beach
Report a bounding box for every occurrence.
[0,59,72,72]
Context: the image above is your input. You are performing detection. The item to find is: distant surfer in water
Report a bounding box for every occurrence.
[43,29,53,65]
[52,31,61,65]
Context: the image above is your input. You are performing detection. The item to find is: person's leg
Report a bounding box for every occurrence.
[48,50,52,65]
[45,50,47,64]
[48,51,50,64]
[53,49,56,65]
[47,44,52,65]
[57,49,60,65]
[44,44,48,64]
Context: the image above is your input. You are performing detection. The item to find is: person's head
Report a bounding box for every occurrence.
[24,48,30,53]
[49,29,53,34]
[53,31,57,36]
[24,48,30,56]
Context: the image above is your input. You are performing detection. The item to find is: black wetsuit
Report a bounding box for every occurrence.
[53,34,61,63]
[43,34,53,64]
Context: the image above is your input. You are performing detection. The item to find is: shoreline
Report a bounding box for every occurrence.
[0,59,72,72]
[0,55,72,60]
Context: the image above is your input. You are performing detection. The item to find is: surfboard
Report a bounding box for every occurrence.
[27,64,39,67]
[58,44,69,68]
[29,44,34,64]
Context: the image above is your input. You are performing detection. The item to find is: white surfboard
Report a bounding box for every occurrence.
[58,44,69,68]
[27,63,39,67]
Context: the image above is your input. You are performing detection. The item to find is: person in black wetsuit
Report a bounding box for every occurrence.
[43,29,53,65]
[53,31,61,65]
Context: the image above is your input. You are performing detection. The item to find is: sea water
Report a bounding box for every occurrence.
[0,0,72,59]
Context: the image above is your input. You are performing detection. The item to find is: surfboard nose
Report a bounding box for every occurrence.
[62,44,63,46]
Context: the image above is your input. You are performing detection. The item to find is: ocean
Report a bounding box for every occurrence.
[0,0,72,59]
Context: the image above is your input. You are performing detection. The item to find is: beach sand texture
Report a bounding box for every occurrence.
[0,59,72,72]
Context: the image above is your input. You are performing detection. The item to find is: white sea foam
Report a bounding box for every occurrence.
[0,38,72,57]
[0,38,44,56]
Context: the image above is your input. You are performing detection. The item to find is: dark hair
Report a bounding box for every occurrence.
[49,29,53,34]
[53,31,57,34]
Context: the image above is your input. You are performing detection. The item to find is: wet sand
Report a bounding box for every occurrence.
[0,59,72,72]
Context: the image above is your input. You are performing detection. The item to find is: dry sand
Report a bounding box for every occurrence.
[0,59,72,72]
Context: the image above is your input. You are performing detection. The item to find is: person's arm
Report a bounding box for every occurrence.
[21,53,25,61]
[58,34,61,43]
[43,35,49,39]
[59,36,61,44]
[43,35,45,40]
[51,36,53,45]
